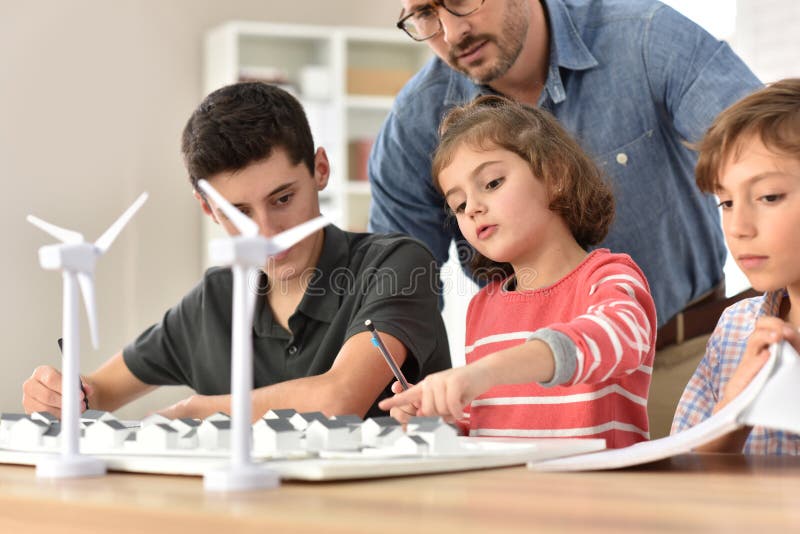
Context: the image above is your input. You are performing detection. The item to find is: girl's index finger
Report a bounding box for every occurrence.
[379,384,423,410]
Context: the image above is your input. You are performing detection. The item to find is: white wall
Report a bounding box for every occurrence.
[0,0,398,418]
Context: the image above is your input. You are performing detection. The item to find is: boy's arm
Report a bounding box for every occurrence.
[158,331,407,420]
[86,352,157,411]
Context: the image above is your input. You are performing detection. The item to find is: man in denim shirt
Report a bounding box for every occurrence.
[368,0,762,436]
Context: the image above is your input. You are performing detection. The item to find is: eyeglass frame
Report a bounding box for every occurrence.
[396,0,486,41]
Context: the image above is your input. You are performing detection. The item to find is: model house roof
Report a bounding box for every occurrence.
[257,418,297,433]
[331,414,363,425]
[31,411,59,424]
[263,408,298,420]
[363,416,401,430]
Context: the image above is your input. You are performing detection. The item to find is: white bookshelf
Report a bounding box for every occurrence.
[201,21,430,266]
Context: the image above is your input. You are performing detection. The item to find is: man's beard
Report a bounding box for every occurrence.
[447,3,529,85]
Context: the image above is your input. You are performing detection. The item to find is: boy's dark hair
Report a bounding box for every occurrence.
[695,78,800,193]
[431,95,615,281]
[181,82,315,188]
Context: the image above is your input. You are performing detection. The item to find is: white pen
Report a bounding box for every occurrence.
[364,319,410,391]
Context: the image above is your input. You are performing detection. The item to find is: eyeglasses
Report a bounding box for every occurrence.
[396,0,485,41]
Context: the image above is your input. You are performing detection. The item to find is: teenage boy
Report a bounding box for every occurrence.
[671,79,800,453]
[23,82,451,420]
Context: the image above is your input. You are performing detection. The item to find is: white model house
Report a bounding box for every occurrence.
[360,416,401,447]
[409,422,460,454]
[304,419,354,451]
[9,417,50,448]
[140,413,172,427]
[137,423,179,451]
[289,411,328,431]
[31,411,59,426]
[84,419,131,449]
[331,414,364,441]
[372,426,405,448]
[80,409,117,426]
[197,419,231,450]
[263,408,297,420]
[252,418,301,455]
[0,413,27,440]
[391,434,429,455]
[41,423,61,448]
[177,428,199,449]
[170,418,201,435]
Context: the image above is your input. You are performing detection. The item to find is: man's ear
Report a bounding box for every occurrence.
[193,189,219,223]
[313,147,330,191]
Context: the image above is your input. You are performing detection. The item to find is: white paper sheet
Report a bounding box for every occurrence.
[530,341,796,472]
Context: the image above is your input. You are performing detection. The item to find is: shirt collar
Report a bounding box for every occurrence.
[295,224,347,323]
[444,0,598,106]
[252,225,346,337]
[758,289,786,318]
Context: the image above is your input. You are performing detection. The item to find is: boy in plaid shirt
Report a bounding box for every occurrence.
[672,79,800,453]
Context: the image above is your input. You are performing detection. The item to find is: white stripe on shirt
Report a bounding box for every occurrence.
[469,420,649,439]
[465,331,536,355]
[589,274,647,296]
[471,383,647,407]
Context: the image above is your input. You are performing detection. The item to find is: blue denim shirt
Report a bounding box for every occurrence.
[368,0,761,327]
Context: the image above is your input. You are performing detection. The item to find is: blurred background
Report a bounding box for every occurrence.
[0,0,797,419]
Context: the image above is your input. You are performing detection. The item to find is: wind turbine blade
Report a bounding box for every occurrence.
[197,179,259,237]
[26,215,84,244]
[269,216,329,254]
[77,272,99,350]
[94,192,149,253]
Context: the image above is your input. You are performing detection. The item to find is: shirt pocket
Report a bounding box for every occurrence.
[594,129,665,251]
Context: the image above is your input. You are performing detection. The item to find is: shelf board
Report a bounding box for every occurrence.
[346,181,371,195]
[346,95,395,111]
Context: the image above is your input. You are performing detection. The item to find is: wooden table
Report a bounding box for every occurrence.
[1,454,799,533]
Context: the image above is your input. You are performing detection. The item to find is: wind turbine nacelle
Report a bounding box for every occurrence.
[209,237,269,267]
[38,243,98,272]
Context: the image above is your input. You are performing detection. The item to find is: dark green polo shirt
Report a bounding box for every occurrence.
[123,225,451,417]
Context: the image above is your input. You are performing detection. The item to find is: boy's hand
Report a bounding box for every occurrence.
[22,365,91,418]
[716,317,800,413]
[379,365,491,423]
[157,393,228,420]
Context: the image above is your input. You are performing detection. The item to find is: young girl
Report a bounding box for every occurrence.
[380,95,657,448]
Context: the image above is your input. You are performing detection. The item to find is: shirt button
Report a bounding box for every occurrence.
[287,345,298,355]
[616,152,628,166]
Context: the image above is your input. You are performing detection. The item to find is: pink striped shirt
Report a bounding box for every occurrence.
[464,249,656,448]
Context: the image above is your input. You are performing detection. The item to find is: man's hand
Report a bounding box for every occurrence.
[22,365,91,418]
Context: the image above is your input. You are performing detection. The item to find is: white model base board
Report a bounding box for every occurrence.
[0,437,604,481]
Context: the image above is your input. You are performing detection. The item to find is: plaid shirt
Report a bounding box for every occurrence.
[671,290,800,454]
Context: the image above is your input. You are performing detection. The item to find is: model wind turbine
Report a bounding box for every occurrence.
[197,179,328,492]
[27,192,148,478]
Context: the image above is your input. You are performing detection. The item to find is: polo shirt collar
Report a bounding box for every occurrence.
[252,225,346,337]
[443,0,598,106]
[296,224,347,323]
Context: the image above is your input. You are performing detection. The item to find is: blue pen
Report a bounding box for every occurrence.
[365,319,410,391]
[57,337,89,410]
